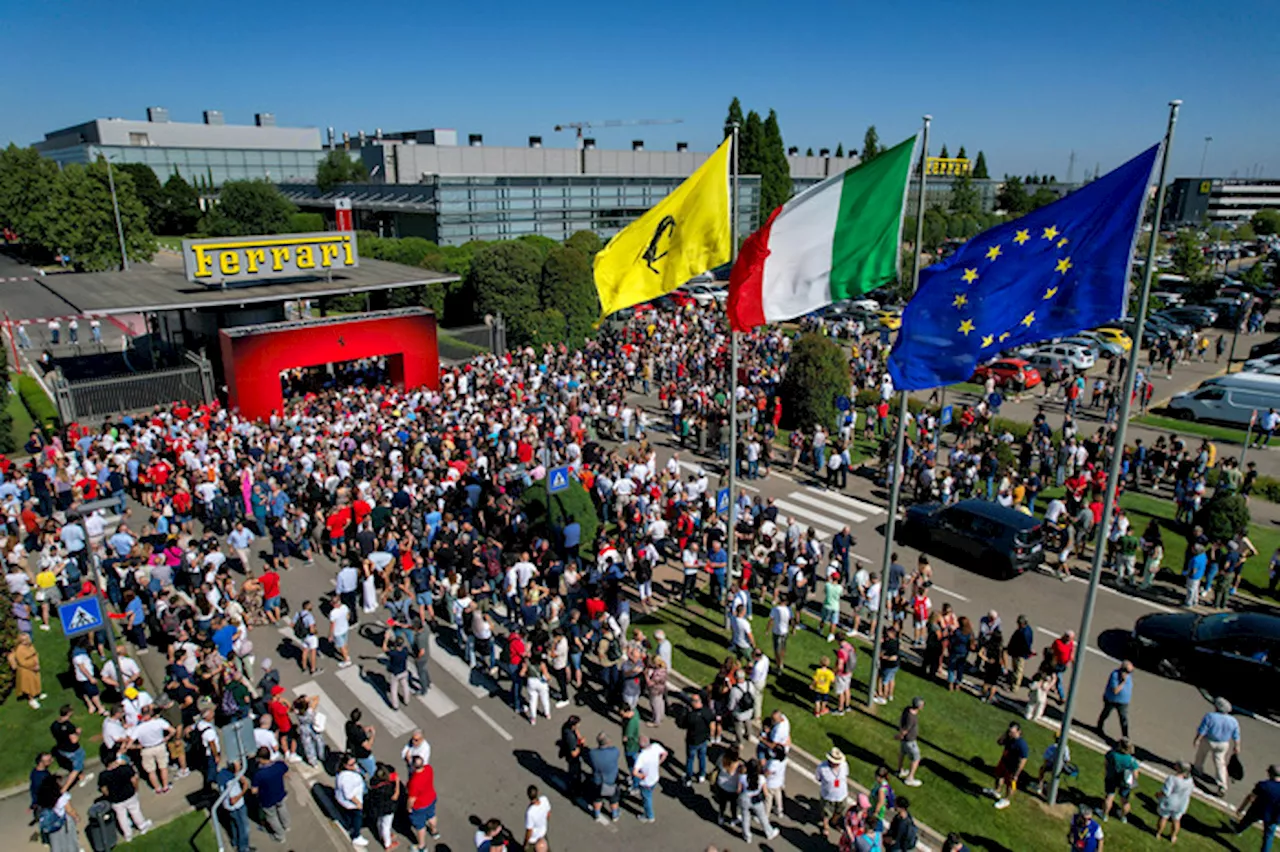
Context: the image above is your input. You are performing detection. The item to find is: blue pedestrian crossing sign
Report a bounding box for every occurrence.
[548,466,570,494]
[717,487,730,515]
[940,405,953,427]
[58,595,104,638]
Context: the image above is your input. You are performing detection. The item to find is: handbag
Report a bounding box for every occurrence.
[312,711,327,734]
[1228,752,1244,782]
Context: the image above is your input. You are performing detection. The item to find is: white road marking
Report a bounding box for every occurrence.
[1065,575,1177,614]
[417,686,459,718]
[1036,627,1119,662]
[429,633,489,698]
[293,680,349,751]
[775,498,866,529]
[471,705,514,741]
[788,487,886,517]
[929,584,970,602]
[334,665,416,737]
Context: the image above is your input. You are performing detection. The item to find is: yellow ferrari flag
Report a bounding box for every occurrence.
[593,137,731,317]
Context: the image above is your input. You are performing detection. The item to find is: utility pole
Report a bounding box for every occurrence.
[104,156,130,271]
[1200,136,1212,176]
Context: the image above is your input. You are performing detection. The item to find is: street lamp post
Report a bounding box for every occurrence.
[103,155,130,272]
[66,497,126,680]
[1199,136,1212,176]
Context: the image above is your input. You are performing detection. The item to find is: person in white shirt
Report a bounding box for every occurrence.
[131,709,174,793]
[401,730,431,769]
[631,737,668,823]
[763,745,788,821]
[329,594,352,668]
[334,754,369,846]
[749,649,771,723]
[653,630,673,672]
[816,748,850,836]
[523,785,551,847]
[253,714,281,759]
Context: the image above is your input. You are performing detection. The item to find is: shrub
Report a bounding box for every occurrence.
[17,375,57,432]
[779,334,848,432]
[523,478,599,553]
[288,212,325,233]
[1194,494,1251,542]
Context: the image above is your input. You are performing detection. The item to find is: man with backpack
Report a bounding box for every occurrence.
[885,795,919,850]
[293,600,321,676]
[1101,738,1140,823]
[728,667,755,744]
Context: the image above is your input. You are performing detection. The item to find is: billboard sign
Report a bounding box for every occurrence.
[182,232,359,285]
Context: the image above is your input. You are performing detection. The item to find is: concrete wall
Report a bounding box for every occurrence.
[38,118,321,152]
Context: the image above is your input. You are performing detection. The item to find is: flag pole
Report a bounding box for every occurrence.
[1048,99,1181,806]
[726,122,741,587]
[868,115,931,708]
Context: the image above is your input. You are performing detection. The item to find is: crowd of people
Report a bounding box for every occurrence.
[3,295,1279,852]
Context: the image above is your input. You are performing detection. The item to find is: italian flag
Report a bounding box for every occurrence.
[727,135,917,332]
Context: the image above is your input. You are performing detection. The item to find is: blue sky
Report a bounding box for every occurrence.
[3,0,1276,180]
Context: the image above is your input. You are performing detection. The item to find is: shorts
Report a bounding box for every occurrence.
[333,632,348,649]
[995,762,1019,788]
[821,606,839,625]
[304,636,319,651]
[1157,798,1186,820]
[771,633,787,654]
[75,680,100,699]
[264,596,280,612]
[820,798,848,822]
[141,743,168,773]
[1104,778,1132,798]
[881,665,899,684]
[813,691,829,706]
[409,802,436,828]
[594,780,622,804]
[900,740,921,762]
[415,591,434,608]
[56,748,85,773]
[834,674,852,694]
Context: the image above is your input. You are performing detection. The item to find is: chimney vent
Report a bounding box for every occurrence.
[342,131,351,151]
[374,128,383,140]
[254,113,276,127]
[203,110,224,126]
[583,138,597,150]
[468,134,484,147]
[632,139,645,151]
[787,146,799,156]
[357,130,366,145]
[528,136,542,148]
[819,148,830,157]
[146,106,169,123]
[676,141,688,152]
[327,127,336,147]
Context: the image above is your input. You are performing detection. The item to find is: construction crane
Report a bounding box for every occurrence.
[554,119,684,173]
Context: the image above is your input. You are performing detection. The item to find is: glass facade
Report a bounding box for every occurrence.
[42,144,326,186]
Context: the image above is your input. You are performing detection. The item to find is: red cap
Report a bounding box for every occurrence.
[271,685,286,696]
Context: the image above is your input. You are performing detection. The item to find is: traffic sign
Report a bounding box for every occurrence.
[940,405,953,427]
[58,595,104,638]
[835,395,850,412]
[717,487,730,515]
[219,717,258,768]
[548,466,570,494]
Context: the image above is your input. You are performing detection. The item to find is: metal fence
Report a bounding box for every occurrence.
[53,350,214,422]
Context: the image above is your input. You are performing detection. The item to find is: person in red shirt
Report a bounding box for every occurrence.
[266,685,298,762]
[1050,630,1077,704]
[406,756,439,845]
[260,569,282,624]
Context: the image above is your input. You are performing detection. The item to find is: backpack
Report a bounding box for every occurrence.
[878,778,896,811]
[220,686,241,717]
[293,611,310,641]
[733,685,753,714]
[38,807,66,835]
[899,815,919,851]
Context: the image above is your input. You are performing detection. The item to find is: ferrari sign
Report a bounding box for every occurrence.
[182,232,358,285]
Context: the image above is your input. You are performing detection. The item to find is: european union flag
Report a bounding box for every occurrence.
[887,144,1160,391]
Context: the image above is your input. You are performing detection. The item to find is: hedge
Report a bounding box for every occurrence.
[522,477,599,554]
[17,375,58,433]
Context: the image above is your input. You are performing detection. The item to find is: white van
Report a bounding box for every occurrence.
[1167,373,1280,426]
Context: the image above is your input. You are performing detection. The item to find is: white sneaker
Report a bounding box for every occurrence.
[555,700,570,709]
[28,699,40,709]
[338,660,353,668]
[140,821,154,833]
[994,798,1010,809]
[287,754,303,763]
[353,837,370,847]
[905,778,922,787]
[529,715,536,726]
[898,769,909,779]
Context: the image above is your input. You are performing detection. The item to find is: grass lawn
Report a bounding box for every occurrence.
[1135,413,1251,445]
[437,329,490,361]
[154,236,184,251]
[5,379,34,451]
[117,810,216,852]
[0,626,101,788]
[637,596,1248,852]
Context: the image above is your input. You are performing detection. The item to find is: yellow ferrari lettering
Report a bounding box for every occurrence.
[270,246,291,271]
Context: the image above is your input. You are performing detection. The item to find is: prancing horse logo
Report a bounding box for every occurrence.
[643,215,677,273]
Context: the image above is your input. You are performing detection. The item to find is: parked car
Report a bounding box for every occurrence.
[1250,337,1280,360]
[898,499,1045,580]
[1060,336,1106,360]
[1129,611,1279,716]
[1091,326,1134,352]
[1167,373,1280,426]
[972,358,1042,390]
[683,283,725,305]
[1073,332,1124,359]
[1146,314,1193,341]
[1243,353,1280,373]
[1025,352,1070,376]
[1032,343,1095,371]
[1157,305,1217,328]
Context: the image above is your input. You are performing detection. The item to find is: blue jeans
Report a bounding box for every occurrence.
[814,446,826,471]
[227,805,251,852]
[341,806,363,840]
[510,666,524,714]
[640,784,655,820]
[685,742,707,781]
[1260,820,1277,852]
[356,756,376,780]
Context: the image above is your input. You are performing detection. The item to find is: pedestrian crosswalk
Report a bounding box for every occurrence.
[335,664,417,737]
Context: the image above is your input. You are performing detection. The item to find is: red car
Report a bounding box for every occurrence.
[972,358,1042,390]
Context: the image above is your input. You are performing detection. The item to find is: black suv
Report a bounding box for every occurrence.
[898,499,1045,579]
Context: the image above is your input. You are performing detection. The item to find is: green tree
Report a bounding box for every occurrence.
[1234,222,1256,241]
[759,109,792,224]
[522,478,598,550]
[463,240,542,345]
[834,143,844,158]
[115,163,165,234]
[972,151,990,179]
[1171,229,1209,281]
[0,144,61,249]
[1251,209,1280,236]
[922,208,948,250]
[956,146,967,160]
[199,179,296,236]
[56,160,156,271]
[315,150,369,192]
[517,234,558,261]
[564,230,603,256]
[861,126,881,162]
[1243,260,1269,288]
[949,173,979,216]
[1028,187,1059,211]
[724,97,745,138]
[1194,494,1250,543]
[157,173,201,235]
[805,147,814,157]
[938,144,950,160]
[540,245,599,346]
[778,333,847,432]
[740,111,765,177]
[289,212,325,232]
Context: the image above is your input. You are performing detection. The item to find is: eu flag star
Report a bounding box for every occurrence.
[981,334,994,348]
[1055,257,1073,275]
[1013,229,1030,246]
[958,319,975,336]
[952,294,968,309]
[1021,311,1036,327]
[1042,225,1060,241]
[985,245,1002,261]
[962,268,978,284]
[1057,238,1069,248]
[999,332,1010,342]
[1044,286,1059,300]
